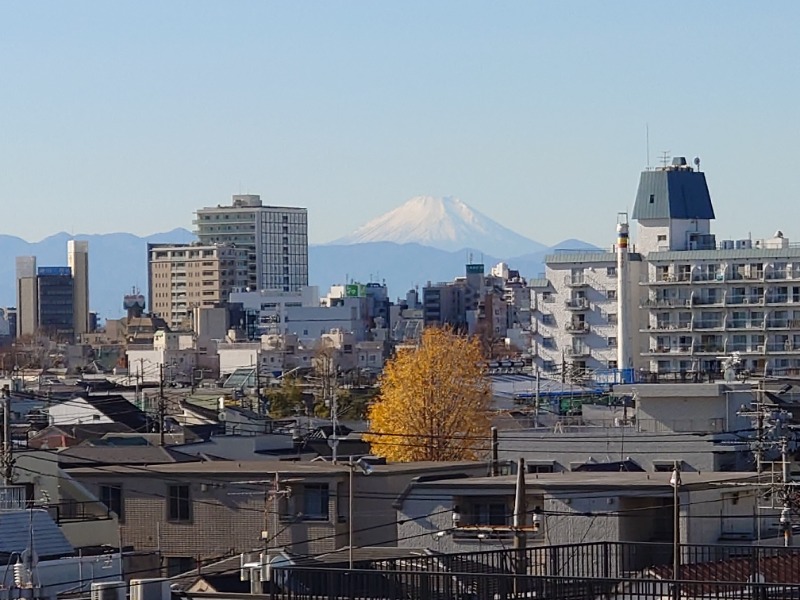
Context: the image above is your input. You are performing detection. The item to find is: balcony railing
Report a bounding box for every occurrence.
[565,298,590,310]
[693,320,724,330]
[565,322,590,334]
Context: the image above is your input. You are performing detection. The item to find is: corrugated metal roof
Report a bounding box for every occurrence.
[528,278,550,288]
[647,247,800,261]
[631,168,715,221]
[0,509,73,558]
[545,252,642,264]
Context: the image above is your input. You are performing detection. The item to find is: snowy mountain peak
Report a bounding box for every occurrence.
[332,195,545,257]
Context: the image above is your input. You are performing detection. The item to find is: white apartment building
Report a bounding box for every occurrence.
[194,194,308,292]
[532,155,800,379]
[532,253,644,374]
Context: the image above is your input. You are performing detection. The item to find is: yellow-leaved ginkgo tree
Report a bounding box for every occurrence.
[365,327,492,462]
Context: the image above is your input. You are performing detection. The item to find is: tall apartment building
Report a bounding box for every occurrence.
[532,156,800,379]
[148,243,249,330]
[36,267,75,341]
[68,240,90,336]
[194,194,308,292]
[16,256,38,338]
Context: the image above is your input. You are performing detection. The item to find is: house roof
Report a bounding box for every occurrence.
[81,394,150,432]
[28,423,136,447]
[408,471,760,492]
[57,444,202,467]
[64,459,482,478]
[631,165,715,221]
[0,510,73,559]
[648,552,800,587]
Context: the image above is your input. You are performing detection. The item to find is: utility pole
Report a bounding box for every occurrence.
[1,384,12,485]
[158,363,166,446]
[490,427,499,476]
[513,457,527,597]
[781,438,793,547]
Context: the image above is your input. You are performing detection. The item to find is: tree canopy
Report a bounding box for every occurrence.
[365,327,491,462]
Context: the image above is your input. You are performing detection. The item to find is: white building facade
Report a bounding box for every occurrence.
[532,156,800,379]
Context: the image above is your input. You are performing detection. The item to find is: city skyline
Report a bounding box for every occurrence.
[2,2,800,247]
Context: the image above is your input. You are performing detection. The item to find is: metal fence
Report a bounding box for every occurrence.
[264,542,800,600]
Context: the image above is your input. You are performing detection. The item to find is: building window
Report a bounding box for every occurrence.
[657,234,667,242]
[606,267,617,277]
[99,484,123,521]
[302,484,329,521]
[461,498,509,526]
[166,557,196,577]
[608,337,617,347]
[607,360,618,369]
[167,485,191,522]
[606,290,617,300]
[607,313,618,324]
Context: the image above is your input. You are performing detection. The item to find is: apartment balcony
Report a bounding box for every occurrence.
[643,322,691,332]
[640,298,692,309]
[765,319,791,329]
[694,345,725,354]
[727,319,765,330]
[646,346,692,355]
[691,273,726,283]
[565,347,591,358]
[565,298,590,311]
[765,294,791,305]
[647,273,692,284]
[767,342,796,353]
[693,320,724,330]
[564,275,589,288]
[565,322,590,334]
[691,297,725,307]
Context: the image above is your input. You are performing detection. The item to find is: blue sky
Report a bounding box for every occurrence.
[2,2,799,247]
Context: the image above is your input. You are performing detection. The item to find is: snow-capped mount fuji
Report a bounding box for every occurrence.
[332,195,547,257]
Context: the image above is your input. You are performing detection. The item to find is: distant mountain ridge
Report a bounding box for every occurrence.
[333,195,547,257]
[0,228,196,321]
[0,217,599,320]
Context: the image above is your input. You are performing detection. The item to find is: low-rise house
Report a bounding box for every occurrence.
[396,471,765,554]
[63,460,487,574]
[47,394,150,432]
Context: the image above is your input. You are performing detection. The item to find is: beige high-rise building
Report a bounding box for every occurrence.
[68,240,90,336]
[148,243,249,330]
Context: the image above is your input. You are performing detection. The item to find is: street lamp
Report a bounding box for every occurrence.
[348,456,373,570]
[670,462,682,600]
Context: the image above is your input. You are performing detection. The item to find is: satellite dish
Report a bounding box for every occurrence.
[218,411,226,421]
[693,157,700,166]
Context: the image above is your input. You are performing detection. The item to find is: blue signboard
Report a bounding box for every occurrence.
[37,267,72,277]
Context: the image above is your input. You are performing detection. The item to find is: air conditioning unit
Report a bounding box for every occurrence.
[129,579,170,600]
[91,582,126,600]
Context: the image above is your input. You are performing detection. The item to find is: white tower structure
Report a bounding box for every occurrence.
[616,215,632,374]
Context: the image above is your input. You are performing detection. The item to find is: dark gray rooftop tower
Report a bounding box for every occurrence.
[632,156,716,254]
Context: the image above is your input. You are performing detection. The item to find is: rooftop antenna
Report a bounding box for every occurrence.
[693,156,701,172]
[646,124,650,170]
[659,151,671,168]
